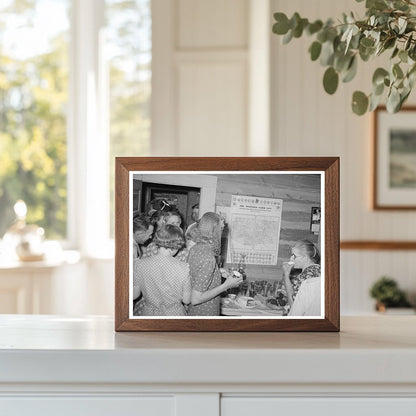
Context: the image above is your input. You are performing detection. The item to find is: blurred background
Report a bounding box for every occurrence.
[0,0,415,316]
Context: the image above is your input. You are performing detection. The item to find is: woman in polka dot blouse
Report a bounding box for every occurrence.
[133,224,191,316]
[188,212,243,316]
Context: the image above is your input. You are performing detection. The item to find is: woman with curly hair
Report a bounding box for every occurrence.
[188,212,242,316]
[133,224,191,316]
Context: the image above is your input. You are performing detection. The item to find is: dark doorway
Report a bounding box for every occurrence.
[141,182,200,229]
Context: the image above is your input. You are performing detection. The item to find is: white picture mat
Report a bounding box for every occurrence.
[129,171,325,320]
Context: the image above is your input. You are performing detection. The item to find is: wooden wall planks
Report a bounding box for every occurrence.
[214,174,320,281]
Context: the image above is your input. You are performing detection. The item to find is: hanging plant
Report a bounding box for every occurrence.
[272,0,416,115]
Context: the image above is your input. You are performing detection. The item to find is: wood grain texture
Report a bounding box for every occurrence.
[215,173,320,281]
[341,241,416,250]
[114,157,340,332]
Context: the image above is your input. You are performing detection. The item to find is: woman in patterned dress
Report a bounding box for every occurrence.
[187,212,243,316]
[282,240,321,308]
[133,225,191,316]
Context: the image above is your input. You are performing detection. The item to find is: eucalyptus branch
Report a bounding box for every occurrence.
[272,0,416,115]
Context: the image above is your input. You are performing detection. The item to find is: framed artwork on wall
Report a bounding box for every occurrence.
[115,157,339,332]
[374,106,416,210]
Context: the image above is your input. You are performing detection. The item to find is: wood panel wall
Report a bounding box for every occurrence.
[214,174,321,281]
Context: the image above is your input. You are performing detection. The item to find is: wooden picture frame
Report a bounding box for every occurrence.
[115,157,339,332]
[373,106,416,210]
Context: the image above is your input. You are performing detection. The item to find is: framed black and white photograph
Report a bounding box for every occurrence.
[115,157,339,332]
[374,106,416,210]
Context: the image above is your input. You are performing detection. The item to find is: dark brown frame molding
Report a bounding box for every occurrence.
[341,241,416,250]
[115,157,340,332]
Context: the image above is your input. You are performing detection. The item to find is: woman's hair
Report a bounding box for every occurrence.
[294,240,320,265]
[153,224,185,250]
[146,198,172,214]
[150,210,165,227]
[164,210,182,225]
[185,222,199,243]
[197,212,222,254]
[133,215,151,233]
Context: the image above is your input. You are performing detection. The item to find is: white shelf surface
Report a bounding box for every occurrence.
[0,315,415,389]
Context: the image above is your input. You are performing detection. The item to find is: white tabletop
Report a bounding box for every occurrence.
[0,315,415,386]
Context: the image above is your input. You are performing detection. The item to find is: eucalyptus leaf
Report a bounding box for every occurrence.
[391,47,399,59]
[398,17,407,34]
[307,20,323,35]
[393,63,404,79]
[320,40,335,66]
[400,85,411,105]
[352,91,369,115]
[408,71,416,88]
[369,92,383,111]
[386,87,401,113]
[409,45,416,60]
[372,68,389,85]
[290,13,301,30]
[366,0,388,10]
[405,34,413,51]
[323,67,339,94]
[383,37,396,50]
[317,29,329,43]
[342,56,358,82]
[360,37,375,48]
[334,52,352,73]
[393,0,410,12]
[309,41,322,61]
[293,18,308,38]
[359,44,375,61]
[399,49,408,63]
[373,82,385,96]
[273,13,290,35]
[282,29,294,44]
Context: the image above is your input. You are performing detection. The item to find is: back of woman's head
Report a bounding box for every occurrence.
[294,240,320,264]
[197,212,221,245]
[150,210,164,226]
[153,224,185,250]
[185,222,199,243]
[133,215,151,233]
[146,198,171,215]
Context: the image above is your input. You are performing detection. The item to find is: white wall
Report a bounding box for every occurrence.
[271,0,416,313]
[39,0,416,317]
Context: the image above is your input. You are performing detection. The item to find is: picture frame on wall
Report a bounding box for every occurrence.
[374,106,416,210]
[115,157,340,332]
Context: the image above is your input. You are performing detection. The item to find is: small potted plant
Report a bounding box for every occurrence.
[369,276,413,313]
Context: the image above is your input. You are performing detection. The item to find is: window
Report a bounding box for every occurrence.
[106,0,151,237]
[0,0,151,253]
[0,0,70,239]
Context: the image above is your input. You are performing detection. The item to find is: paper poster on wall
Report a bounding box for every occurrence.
[227,195,283,265]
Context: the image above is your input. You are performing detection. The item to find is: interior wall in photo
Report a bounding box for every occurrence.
[215,174,321,281]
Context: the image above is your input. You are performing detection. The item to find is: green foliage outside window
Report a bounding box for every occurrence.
[0,0,151,240]
[0,1,69,238]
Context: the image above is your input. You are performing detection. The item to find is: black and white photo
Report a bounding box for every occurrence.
[130,172,324,319]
